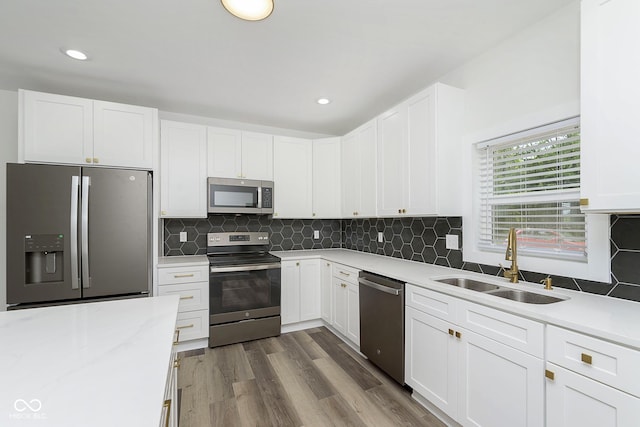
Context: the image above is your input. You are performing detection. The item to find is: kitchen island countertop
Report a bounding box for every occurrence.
[0,295,179,427]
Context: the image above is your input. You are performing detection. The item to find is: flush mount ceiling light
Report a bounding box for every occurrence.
[221,0,274,21]
[63,49,88,61]
[317,98,331,105]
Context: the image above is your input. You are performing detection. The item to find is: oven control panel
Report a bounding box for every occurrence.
[207,232,269,247]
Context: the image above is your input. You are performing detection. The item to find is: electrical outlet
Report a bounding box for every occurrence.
[378,232,384,243]
[179,231,187,242]
[445,234,459,250]
[313,230,320,239]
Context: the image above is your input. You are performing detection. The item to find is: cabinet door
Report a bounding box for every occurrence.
[320,261,333,324]
[341,131,360,217]
[580,0,640,212]
[405,306,458,415]
[346,282,360,346]
[377,106,405,216]
[299,259,321,321]
[546,363,639,427]
[160,121,208,218]
[405,88,436,215]
[358,120,377,217]
[241,131,273,180]
[312,138,341,218]
[207,126,242,179]
[22,90,93,164]
[332,276,347,335]
[281,261,301,325]
[273,136,313,218]
[458,329,544,427]
[93,101,155,169]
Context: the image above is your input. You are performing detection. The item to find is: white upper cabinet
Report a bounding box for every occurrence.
[341,119,377,218]
[376,83,463,217]
[207,127,273,180]
[580,0,640,212]
[20,89,156,169]
[273,136,313,218]
[312,137,341,218]
[160,120,208,218]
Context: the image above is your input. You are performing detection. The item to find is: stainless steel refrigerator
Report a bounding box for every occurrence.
[6,163,152,308]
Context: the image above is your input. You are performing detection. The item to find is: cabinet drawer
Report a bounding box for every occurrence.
[547,325,640,397]
[175,310,208,342]
[405,284,457,323]
[332,263,359,284]
[158,266,208,285]
[157,281,208,312]
[457,300,543,358]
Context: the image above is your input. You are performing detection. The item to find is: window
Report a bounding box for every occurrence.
[476,117,585,261]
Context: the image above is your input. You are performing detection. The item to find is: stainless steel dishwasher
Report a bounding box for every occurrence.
[359,271,405,384]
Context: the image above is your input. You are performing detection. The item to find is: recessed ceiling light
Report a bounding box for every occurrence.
[63,49,88,61]
[221,0,274,21]
[317,98,331,105]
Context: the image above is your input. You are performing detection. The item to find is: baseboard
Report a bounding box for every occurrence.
[281,319,324,334]
[411,391,460,427]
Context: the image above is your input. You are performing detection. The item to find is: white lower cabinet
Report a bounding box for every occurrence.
[281,259,321,325]
[320,261,333,324]
[331,263,360,347]
[545,325,640,427]
[160,330,179,427]
[546,363,639,427]
[405,284,543,426]
[157,264,209,343]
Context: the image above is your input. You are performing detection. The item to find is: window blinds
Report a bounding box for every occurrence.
[477,117,586,261]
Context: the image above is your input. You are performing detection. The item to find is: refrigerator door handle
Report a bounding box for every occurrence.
[70,176,80,290]
[81,176,91,289]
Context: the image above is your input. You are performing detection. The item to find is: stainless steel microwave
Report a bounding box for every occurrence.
[207,177,274,214]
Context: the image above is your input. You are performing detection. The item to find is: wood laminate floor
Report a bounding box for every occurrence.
[177,327,446,427]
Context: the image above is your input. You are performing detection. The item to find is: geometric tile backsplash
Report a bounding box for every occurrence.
[164,214,640,302]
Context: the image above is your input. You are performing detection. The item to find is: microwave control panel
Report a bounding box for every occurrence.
[262,187,273,208]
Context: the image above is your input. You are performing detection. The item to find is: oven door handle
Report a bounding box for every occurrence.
[210,263,281,273]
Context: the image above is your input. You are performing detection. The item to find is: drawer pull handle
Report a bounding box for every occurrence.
[177,324,195,329]
[448,329,454,336]
[341,283,347,288]
[581,353,593,365]
[455,331,462,339]
[179,295,194,300]
[545,369,555,380]
[173,329,180,345]
[339,271,351,276]
[163,399,171,427]
[174,273,194,278]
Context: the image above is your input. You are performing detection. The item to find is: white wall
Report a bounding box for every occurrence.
[0,90,19,310]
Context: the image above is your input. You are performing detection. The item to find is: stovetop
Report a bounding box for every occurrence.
[207,252,281,267]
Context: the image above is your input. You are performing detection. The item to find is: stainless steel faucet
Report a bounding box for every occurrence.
[504,227,519,283]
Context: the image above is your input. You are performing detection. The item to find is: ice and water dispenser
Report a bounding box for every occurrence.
[24,234,64,285]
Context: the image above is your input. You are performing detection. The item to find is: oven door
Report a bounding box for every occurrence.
[209,263,281,324]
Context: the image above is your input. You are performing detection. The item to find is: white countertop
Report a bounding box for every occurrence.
[0,295,180,427]
[273,249,640,350]
[158,255,208,268]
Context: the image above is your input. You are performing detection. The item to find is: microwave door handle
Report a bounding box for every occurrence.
[257,186,262,209]
[81,176,91,289]
[70,176,80,290]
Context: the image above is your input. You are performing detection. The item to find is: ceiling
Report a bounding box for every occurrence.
[0,0,574,136]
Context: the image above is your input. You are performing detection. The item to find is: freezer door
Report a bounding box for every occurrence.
[81,168,151,298]
[6,163,82,304]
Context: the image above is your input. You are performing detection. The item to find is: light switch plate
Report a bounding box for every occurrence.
[445,234,459,250]
[179,231,187,242]
[313,230,320,239]
[378,232,384,243]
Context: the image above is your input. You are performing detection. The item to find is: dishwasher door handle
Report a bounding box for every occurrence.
[358,278,401,296]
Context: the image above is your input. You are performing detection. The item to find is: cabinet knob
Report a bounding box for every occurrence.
[448,328,454,336]
[161,210,167,216]
[398,209,402,214]
[581,353,593,365]
[85,157,92,163]
[545,369,555,380]
[93,157,99,164]
[313,213,316,217]
[402,208,406,214]
[274,213,278,217]
[296,262,300,266]
[455,331,461,339]
[579,198,589,206]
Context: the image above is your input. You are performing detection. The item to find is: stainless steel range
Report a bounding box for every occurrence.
[207,232,281,347]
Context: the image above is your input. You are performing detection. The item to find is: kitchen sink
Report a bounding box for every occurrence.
[434,277,566,304]
[436,278,500,292]
[484,289,565,304]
